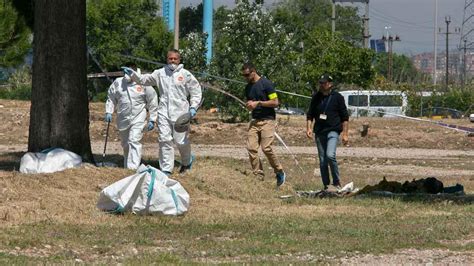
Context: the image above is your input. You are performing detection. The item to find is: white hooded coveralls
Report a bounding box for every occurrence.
[106,77,158,169]
[131,64,202,173]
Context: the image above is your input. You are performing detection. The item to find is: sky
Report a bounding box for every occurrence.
[180,0,466,55]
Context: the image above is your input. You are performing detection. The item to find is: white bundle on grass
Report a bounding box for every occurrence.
[19,148,82,174]
[97,165,189,216]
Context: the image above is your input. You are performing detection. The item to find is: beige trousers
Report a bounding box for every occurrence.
[247,119,283,177]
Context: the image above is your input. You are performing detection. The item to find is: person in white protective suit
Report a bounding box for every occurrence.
[122,49,202,176]
[105,63,158,170]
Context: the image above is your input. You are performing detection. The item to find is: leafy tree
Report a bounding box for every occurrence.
[11,0,33,29]
[209,0,298,121]
[180,32,207,72]
[373,53,429,84]
[28,0,93,161]
[302,29,375,88]
[179,3,203,37]
[273,0,364,45]
[0,0,31,68]
[213,6,232,42]
[207,0,375,121]
[86,0,172,72]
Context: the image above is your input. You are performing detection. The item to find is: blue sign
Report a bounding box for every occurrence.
[370,39,386,53]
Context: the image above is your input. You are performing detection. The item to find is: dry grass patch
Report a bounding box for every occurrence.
[0,155,473,263]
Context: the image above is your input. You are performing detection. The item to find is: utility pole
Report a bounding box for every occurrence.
[362,1,370,48]
[174,0,180,49]
[384,26,391,52]
[332,1,336,35]
[382,34,401,82]
[332,0,370,48]
[433,0,438,85]
[439,16,460,90]
[462,39,468,88]
[445,16,450,89]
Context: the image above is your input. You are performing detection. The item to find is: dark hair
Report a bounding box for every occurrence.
[241,62,256,72]
[168,48,180,55]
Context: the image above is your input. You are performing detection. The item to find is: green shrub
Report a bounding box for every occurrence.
[0,66,32,100]
[0,84,31,100]
[92,91,108,102]
[406,88,474,117]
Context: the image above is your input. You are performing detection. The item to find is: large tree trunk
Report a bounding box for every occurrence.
[28,0,93,162]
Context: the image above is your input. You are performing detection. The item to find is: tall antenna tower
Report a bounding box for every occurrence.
[460,0,474,85]
[460,0,474,46]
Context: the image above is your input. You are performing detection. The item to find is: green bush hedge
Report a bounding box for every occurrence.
[0,84,31,100]
[406,89,473,117]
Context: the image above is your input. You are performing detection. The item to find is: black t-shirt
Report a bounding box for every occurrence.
[245,77,277,120]
[306,90,349,135]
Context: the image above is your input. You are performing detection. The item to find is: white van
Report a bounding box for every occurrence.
[338,90,408,117]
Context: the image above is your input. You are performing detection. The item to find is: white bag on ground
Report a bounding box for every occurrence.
[19,148,82,174]
[97,164,189,215]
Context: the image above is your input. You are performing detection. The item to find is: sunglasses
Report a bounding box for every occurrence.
[241,71,253,77]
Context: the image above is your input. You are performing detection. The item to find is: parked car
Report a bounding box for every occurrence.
[276,106,305,115]
[470,113,474,123]
[422,107,463,119]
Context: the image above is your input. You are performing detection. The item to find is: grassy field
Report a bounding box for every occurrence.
[1,153,473,264]
[1,99,473,263]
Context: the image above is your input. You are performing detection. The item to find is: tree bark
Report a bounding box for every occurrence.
[28,0,94,162]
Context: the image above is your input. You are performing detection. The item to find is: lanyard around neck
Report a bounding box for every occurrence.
[322,94,332,114]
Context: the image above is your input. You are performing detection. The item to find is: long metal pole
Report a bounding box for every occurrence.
[174,0,180,49]
[363,1,370,48]
[331,1,336,35]
[203,0,213,64]
[168,0,175,31]
[433,0,438,85]
[384,26,390,52]
[388,38,393,82]
[463,39,467,88]
[445,16,451,90]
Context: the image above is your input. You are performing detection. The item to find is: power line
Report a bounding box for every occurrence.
[120,54,312,99]
[370,13,435,32]
[370,7,434,26]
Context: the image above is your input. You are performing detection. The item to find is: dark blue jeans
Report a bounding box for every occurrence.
[315,131,341,186]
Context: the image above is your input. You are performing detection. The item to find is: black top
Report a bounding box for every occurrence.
[245,77,277,120]
[306,90,349,135]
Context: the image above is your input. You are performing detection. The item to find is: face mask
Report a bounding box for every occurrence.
[168,64,178,71]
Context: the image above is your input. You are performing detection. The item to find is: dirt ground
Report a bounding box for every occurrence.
[1,99,473,150]
[0,99,473,264]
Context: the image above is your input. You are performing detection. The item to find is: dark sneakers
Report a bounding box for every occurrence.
[276,171,286,187]
[179,155,194,174]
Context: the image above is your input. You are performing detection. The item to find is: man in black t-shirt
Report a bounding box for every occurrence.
[306,74,349,190]
[242,62,286,187]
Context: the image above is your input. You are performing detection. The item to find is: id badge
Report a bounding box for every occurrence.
[319,114,327,120]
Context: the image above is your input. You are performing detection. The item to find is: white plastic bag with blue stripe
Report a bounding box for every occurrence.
[96,164,190,215]
[19,148,82,174]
